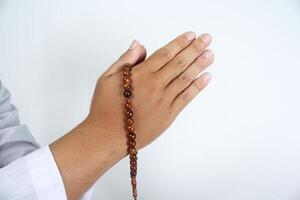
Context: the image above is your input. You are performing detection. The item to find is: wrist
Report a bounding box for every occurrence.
[49,116,128,199]
[82,115,128,161]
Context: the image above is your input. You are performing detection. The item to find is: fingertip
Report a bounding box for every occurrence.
[199,33,212,44]
[138,44,147,55]
[202,72,212,84]
[195,72,212,89]
[128,40,140,50]
[184,31,196,41]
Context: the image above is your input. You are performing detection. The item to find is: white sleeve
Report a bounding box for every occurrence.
[0,79,40,167]
[0,145,96,200]
[0,80,96,199]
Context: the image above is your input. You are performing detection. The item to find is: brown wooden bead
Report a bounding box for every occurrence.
[123,76,132,84]
[127,117,134,125]
[123,90,131,97]
[123,64,132,71]
[131,178,137,185]
[125,101,132,110]
[130,171,137,177]
[131,165,137,171]
[123,84,131,90]
[127,139,136,147]
[133,187,137,193]
[131,169,137,175]
[133,193,137,198]
[127,132,136,140]
[123,70,131,76]
[129,154,137,160]
[127,125,135,132]
[125,98,131,103]
[130,160,137,165]
[129,148,137,155]
[133,193,137,200]
[126,110,133,118]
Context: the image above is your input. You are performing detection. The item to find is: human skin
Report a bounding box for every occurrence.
[49,31,214,200]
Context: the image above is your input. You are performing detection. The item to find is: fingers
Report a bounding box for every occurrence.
[103,40,147,77]
[165,49,214,100]
[144,31,196,72]
[157,33,212,87]
[170,72,211,115]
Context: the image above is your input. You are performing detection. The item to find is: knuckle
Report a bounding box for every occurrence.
[174,57,186,69]
[143,82,160,103]
[191,40,205,53]
[155,96,165,108]
[157,48,173,61]
[195,57,206,67]
[182,91,192,102]
[174,37,190,49]
[148,78,159,94]
[151,75,160,86]
[97,75,105,84]
[195,54,214,69]
[180,74,191,85]
[118,52,130,62]
[131,68,139,82]
[95,76,106,91]
[195,80,204,90]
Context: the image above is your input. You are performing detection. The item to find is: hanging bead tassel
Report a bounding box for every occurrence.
[122,63,138,200]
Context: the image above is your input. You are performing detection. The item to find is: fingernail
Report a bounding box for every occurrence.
[200,33,211,44]
[129,40,139,50]
[202,73,212,84]
[203,50,214,59]
[184,31,196,41]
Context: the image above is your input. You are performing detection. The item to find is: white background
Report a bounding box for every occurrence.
[1,0,300,199]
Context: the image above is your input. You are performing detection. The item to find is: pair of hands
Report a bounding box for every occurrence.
[50,31,214,200]
[88,31,214,152]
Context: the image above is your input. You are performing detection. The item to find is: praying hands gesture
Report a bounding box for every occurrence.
[50,31,215,200]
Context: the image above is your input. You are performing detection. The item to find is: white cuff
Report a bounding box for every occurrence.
[26,145,96,200]
[26,146,68,200]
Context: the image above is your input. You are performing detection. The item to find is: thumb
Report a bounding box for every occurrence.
[103,40,147,77]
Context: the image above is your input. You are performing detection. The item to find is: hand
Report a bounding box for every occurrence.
[87,31,214,154]
[50,32,214,200]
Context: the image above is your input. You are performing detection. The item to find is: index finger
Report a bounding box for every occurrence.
[144,31,196,72]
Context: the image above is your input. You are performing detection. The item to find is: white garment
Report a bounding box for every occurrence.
[0,80,95,200]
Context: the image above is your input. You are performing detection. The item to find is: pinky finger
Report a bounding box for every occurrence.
[170,72,212,115]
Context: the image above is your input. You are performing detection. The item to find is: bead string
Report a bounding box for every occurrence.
[122,63,138,200]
